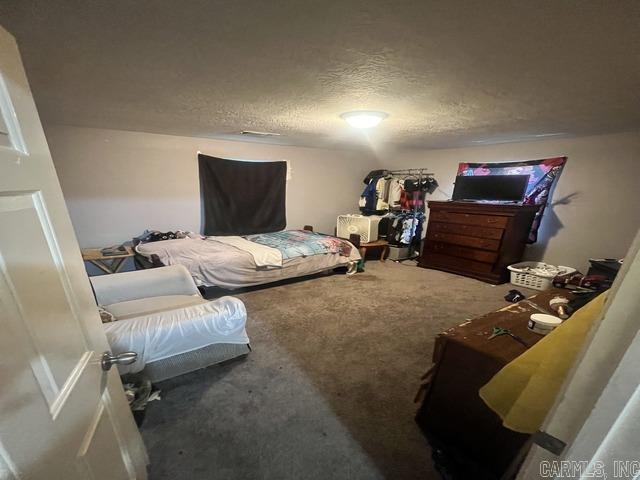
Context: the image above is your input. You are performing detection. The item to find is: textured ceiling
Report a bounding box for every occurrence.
[1,0,639,150]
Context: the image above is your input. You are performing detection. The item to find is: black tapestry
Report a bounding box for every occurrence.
[198,154,287,235]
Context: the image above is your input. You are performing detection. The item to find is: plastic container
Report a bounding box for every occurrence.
[507,261,575,291]
[528,313,562,335]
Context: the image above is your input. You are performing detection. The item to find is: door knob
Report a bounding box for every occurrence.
[101,351,138,371]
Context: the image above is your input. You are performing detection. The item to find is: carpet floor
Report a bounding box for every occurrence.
[140,261,529,480]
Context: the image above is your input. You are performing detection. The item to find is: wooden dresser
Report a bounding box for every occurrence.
[418,201,539,284]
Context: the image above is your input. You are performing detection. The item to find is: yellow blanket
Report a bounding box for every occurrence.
[479,293,607,433]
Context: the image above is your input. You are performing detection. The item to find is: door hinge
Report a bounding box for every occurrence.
[532,430,567,455]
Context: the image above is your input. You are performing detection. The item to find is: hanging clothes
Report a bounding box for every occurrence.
[401,179,426,212]
[358,170,437,218]
[359,178,378,212]
[360,175,391,215]
[375,177,390,211]
[424,177,439,194]
[386,212,425,247]
[401,217,418,244]
[410,214,425,252]
[387,179,403,209]
[363,169,389,185]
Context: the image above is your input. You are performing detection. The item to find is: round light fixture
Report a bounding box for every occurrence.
[340,111,388,129]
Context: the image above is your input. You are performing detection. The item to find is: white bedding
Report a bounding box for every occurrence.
[103,296,248,374]
[210,235,283,267]
[136,236,361,289]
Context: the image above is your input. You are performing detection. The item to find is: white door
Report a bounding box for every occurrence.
[0,26,147,479]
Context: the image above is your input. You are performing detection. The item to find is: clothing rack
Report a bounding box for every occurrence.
[387,168,434,177]
[387,168,433,215]
[359,167,435,259]
[386,168,433,260]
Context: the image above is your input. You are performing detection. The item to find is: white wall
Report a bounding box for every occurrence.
[45,126,375,248]
[46,125,639,274]
[382,131,640,271]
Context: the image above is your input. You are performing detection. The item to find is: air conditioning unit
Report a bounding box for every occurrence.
[337,214,382,244]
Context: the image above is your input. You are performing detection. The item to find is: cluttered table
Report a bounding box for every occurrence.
[415,288,575,478]
[81,246,134,274]
[433,289,572,364]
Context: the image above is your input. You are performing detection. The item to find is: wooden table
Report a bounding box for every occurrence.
[415,289,573,478]
[358,239,390,262]
[81,246,134,274]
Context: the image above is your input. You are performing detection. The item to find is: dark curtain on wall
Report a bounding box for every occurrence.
[198,154,287,235]
[456,156,567,243]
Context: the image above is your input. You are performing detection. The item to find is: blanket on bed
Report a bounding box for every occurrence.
[246,230,353,260]
[208,236,283,267]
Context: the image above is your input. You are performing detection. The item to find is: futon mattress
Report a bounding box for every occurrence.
[136,236,360,289]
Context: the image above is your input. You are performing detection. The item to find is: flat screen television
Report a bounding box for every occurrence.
[451,174,530,202]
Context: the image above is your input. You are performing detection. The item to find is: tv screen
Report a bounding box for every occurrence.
[452,175,530,202]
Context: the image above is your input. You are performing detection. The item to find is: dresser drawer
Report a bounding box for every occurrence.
[429,211,508,229]
[425,241,499,264]
[427,231,501,251]
[422,252,494,273]
[429,221,504,240]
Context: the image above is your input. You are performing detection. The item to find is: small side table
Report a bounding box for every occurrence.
[359,240,390,262]
[82,246,134,274]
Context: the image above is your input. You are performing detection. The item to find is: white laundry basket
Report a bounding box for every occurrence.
[507,262,575,291]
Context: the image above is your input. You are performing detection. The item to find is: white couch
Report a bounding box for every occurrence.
[91,265,250,381]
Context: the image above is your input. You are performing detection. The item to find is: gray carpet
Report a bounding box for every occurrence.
[140,261,529,479]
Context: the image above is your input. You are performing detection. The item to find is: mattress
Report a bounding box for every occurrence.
[136,235,361,289]
[103,296,249,375]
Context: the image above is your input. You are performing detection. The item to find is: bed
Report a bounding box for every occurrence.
[134,229,361,289]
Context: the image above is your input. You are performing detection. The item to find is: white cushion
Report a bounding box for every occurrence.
[103,296,249,374]
[104,294,207,320]
[91,265,200,305]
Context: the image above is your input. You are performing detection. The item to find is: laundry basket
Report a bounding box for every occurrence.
[507,262,575,291]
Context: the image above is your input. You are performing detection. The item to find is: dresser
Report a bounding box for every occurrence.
[418,201,539,284]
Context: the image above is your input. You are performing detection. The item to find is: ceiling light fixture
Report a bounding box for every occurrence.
[340,111,388,129]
